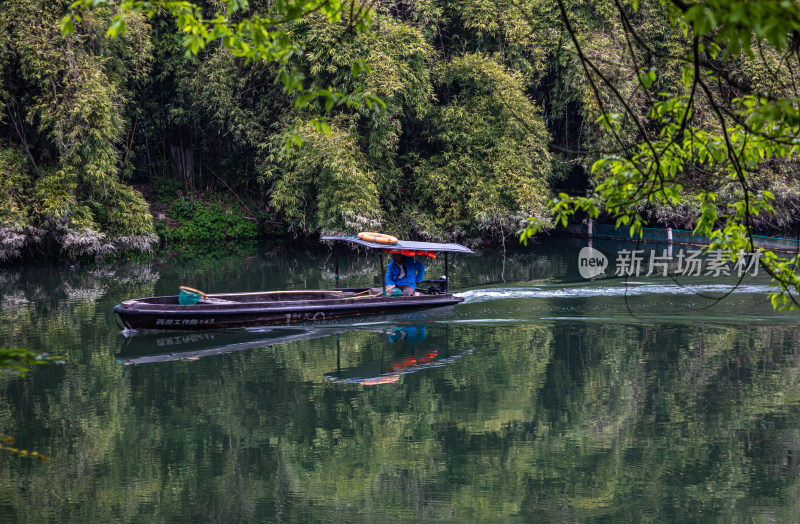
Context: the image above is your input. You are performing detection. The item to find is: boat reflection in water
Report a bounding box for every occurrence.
[324,325,474,385]
[117,325,473,385]
[116,326,352,365]
[116,324,472,385]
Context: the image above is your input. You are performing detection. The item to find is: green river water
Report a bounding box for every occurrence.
[1,237,799,522]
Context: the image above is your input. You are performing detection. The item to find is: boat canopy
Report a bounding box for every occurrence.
[321,236,474,254]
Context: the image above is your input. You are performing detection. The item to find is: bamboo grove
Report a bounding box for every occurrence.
[2,0,800,262]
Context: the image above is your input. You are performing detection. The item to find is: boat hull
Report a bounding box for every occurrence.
[113,289,463,330]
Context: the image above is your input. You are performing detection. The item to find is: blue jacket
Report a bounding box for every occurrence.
[386,256,425,289]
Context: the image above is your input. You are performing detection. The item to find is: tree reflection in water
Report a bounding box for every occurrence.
[0,243,799,521]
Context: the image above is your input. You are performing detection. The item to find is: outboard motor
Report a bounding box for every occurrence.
[424,276,448,295]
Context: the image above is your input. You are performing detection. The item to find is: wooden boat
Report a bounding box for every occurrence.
[113,235,473,330]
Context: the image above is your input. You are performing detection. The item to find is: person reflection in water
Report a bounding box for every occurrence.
[375,252,425,296]
[388,326,427,351]
[384,326,435,375]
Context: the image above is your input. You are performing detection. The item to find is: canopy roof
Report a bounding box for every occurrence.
[321,236,474,254]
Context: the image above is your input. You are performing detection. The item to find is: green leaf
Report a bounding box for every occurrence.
[59,16,75,34]
[638,68,656,89]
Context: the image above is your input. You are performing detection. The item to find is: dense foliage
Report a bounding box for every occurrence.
[519,0,800,309]
[163,197,259,243]
[0,0,560,259]
[3,0,800,276]
[0,0,157,260]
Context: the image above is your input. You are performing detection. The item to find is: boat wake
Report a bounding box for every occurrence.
[456,283,775,304]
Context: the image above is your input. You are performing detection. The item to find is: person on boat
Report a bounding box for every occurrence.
[382,252,426,296]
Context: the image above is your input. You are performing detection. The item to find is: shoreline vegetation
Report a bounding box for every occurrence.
[2,1,800,266]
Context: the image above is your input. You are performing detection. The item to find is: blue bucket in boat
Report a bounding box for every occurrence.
[179,286,206,305]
